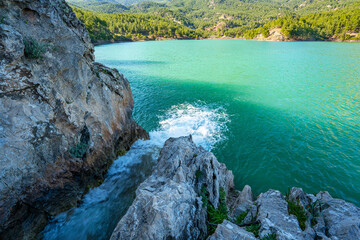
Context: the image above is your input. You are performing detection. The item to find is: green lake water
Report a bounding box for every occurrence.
[95,39,360,205]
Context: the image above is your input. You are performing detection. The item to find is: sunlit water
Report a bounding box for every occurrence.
[43,40,360,239]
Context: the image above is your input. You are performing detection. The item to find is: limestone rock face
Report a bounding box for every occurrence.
[256,190,305,239]
[110,136,234,240]
[208,220,257,240]
[0,0,148,238]
[316,191,360,240]
[111,137,360,240]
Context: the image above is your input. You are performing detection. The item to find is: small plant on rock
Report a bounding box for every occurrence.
[306,200,322,227]
[235,210,248,225]
[201,186,228,236]
[262,232,277,240]
[287,199,307,230]
[195,169,203,180]
[118,149,127,156]
[24,36,46,59]
[245,223,261,237]
[69,142,88,158]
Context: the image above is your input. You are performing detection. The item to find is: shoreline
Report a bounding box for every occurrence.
[93,36,360,46]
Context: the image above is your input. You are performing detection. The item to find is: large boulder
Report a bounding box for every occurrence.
[315,191,360,240]
[256,189,306,239]
[208,220,257,240]
[0,0,147,239]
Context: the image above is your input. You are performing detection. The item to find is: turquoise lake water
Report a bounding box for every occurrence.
[96,39,360,204]
[42,39,360,239]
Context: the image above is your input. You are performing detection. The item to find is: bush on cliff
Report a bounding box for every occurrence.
[23,37,46,59]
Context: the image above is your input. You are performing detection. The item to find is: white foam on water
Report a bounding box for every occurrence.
[150,103,229,150]
[42,102,229,240]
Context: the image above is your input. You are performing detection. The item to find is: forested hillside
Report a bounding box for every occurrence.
[244,4,360,40]
[67,0,360,42]
[72,7,205,42]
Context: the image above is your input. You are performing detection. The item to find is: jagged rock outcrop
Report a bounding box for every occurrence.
[110,136,234,240]
[111,136,360,240]
[0,0,148,239]
[208,220,257,240]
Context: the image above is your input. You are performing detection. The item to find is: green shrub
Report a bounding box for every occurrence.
[201,187,228,236]
[262,233,277,240]
[306,200,322,227]
[23,37,46,59]
[69,142,88,158]
[235,211,248,225]
[195,169,203,180]
[287,200,307,230]
[246,223,261,237]
[118,149,127,156]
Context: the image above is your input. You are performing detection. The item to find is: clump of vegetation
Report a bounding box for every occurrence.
[69,142,88,158]
[118,149,127,156]
[306,200,322,227]
[245,223,261,238]
[235,211,248,225]
[84,178,105,195]
[262,233,277,240]
[201,187,228,236]
[195,169,203,180]
[287,199,307,230]
[193,153,198,158]
[23,37,46,59]
[102,68,112,75]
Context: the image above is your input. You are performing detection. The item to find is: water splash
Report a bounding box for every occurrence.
[42,102,228,240]
[150,102,229,150]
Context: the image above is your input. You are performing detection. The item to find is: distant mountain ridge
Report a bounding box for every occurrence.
[67,0,168,6]
[66,0,360,42]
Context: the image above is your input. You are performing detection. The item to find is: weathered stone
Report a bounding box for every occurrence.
[256,189,304,239]
[242,204,257,225]
[0,25,24,63]
[0,0,147,238]
[110,136,234,240]
[208,220,257,240]
[289,187,315,209]
[315,191,360,240]
[231,185,254,218]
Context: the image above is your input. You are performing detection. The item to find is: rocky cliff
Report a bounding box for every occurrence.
[111,136,360,240]
[0,0,148,239]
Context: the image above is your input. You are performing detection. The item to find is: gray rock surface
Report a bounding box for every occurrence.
[111,136,360,240]
[256,189,305,239]
[0,0,147,239]
[230,185,254,218]
[110,136,234,240]
[208,220,257,240]
[316,191,360,240]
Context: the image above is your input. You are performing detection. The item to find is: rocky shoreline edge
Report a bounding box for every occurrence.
[92,35,360,46]
[110,136,360,240]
